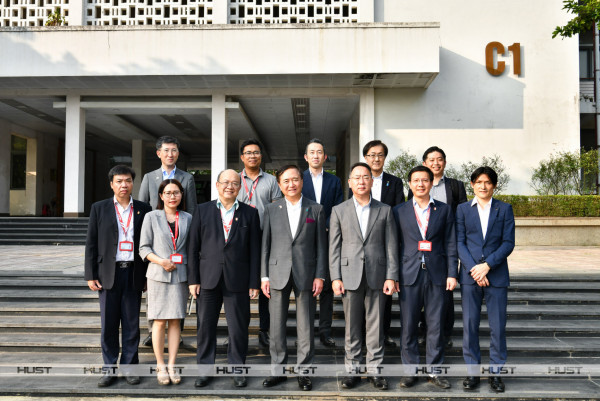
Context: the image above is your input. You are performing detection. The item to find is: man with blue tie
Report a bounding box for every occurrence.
[456,166,515,393]
[302,138,343,347]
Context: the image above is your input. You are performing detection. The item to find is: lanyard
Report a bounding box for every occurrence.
[242,170,260,203]
[114,202,133,236]
[166,211,179,252]
[220,207,234,242]
[413,203,431,237]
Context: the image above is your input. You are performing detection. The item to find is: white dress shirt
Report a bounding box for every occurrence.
[371,173,383,201]
[310,169,324,204]
[473,197,493,240]
[114,196,134,262]
[216,198,239,242]
[412,197,435,240]
[352,196,371,239]
[286,196,303,238]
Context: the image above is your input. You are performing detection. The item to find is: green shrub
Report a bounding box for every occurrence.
[385,149,419,192]
[531,148,599,195]
[495,195,600,217]
[445,154,510,195]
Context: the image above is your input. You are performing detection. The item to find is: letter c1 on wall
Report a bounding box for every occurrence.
[486,42,521,76]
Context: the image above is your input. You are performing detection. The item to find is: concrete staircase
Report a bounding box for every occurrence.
[0,217,88,245]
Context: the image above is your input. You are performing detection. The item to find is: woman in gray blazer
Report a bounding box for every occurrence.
[139,179,192,385]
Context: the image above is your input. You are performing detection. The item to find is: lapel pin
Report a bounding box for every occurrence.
[279,205,282,209]
[137,211,140,214]
[434,207,436,211]
[235,217,238,221]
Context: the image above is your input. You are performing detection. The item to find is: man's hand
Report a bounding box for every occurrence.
[261,280,271,299]
[249,288,259,299]
[161,258,176,273]
[312,278,324,297]
[332,279,345,295]
[87,280,102,291]
[189,284,200,299]
[383,279,395,295]
[470,262,490,282]
[476,277,490,287]
[446,277,457,291]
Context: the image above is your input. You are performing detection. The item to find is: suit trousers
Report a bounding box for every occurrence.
[269,277,315,368]
[417,290,454,340]
[400,268,446,367]
[382,294,393,337]
[342,273,386,373]
[99,265,142,366]
[259,291,270,332]
[461,283,508,368]
[196,276,250,367]
[317,277,333,336]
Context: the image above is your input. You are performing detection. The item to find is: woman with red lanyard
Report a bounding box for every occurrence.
[139,179,193,385]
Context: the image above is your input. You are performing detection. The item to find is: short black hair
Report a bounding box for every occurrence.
[305,138,325,154]
[240,139,263,155]
[422,146,446,162]
[470,166,498,186]
[156,179,186,211]
[349,162,372,177]
[276,165,303,183]
[362,140,388,157]
[408,165,433,182]
[156,136,180,151]
[108,165,135,183]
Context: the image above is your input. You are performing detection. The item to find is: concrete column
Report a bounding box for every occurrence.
[373,0,384,22]
[68,0,85,26]
[0,122,10,216]
[211,93,227,200]
[63,95,86,217]
[25,137,38,216]
[358,0,375,23]
[212,1,228,24]
[131,139,146,199]
[358,88,375,161]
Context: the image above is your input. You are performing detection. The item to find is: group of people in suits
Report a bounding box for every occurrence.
[84,136,515,394]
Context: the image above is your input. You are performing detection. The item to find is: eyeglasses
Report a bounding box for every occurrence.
[365,153,385,160]
[411,179,431,184]
[218,181,241,188]
[163,191,182,197]
[242,151,261,156]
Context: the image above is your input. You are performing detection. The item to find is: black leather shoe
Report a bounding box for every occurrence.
[320,334,336,347]
[399,375,418,388]
[97,373,116,387]
[258,330,270,347]
[142,334,152,347]
[233,376,247,387]
[384,335,396,347]
[262,376,287,387]
[489,376,505,393]
[298,376,312,391]
[194,376,211,387]
[428,375,450,389]
[125,375,140,385]
[368,376,389,390]
[341,376,360,389]
[463,376,480,389]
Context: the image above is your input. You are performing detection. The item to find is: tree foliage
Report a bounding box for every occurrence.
[531,148,599,195]
[552,0,600,38]
[445,155,511,196]
[385,149,419,192]
[45,7,66,26]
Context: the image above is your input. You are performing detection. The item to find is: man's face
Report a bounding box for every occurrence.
[156,142,179,168]
[348,166,373,197]
[471,174,496,202]
[409,171,433,199]
[240,144,262,169]
[423,151,446,177]
[304,142,327,170]
[110,174,134,199]
[216,170,241,201]
[364,145,386,173]
[278,168,303,199]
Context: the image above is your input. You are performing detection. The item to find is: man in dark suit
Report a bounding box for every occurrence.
[302,138,343,348]
[187,169,261,389]
[394,165,457,390]
[456,166,515,393]
[350,140,405,347]
[408,146,467,348]
[261,165,328,391]
[85,165,152,387]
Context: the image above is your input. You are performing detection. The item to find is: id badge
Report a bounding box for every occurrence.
[119,241,134,251]
[418,240,432,252]
[170,254,183,264]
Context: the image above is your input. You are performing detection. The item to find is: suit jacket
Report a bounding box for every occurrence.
[139,209,192,283]
[393,199,458,286]
[408,176,467,213]
[349,172,405,207]
[84,198,152,292]
[456,198,515,287]
[138,167,197,215]
[261,197,328,291]
[187,200,261,292]
[302,169,343,226]
[329,198,400,291]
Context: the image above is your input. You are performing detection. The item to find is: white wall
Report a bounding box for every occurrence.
[375,0,579,194]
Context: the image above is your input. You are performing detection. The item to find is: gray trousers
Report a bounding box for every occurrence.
[342,274,386,373]
[269,277,315,369]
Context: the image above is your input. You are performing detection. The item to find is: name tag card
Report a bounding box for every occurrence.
[418,240,432,252]
[119,241,134,252]
[170,254,183,264]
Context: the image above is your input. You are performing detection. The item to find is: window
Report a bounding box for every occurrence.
[10,135,26,190]
[580,47,594,80]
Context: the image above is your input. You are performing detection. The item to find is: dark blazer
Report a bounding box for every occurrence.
[84,198,152,292]
[393,199,458,286]
[349,172,405,207]
[456,198,515,287]
[302,170,343,225]
[408,176,467,213]
[187,200,261,292]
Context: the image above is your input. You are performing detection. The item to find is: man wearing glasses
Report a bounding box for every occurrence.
[237,139,283,348]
